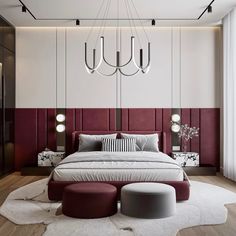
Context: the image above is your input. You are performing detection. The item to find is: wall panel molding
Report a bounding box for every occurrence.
[16,27,222,109]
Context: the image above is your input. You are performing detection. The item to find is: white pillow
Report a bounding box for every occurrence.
[120,133,159,152]
[78,133,117,152]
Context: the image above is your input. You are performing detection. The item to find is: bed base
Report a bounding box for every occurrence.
[48,179,190,201]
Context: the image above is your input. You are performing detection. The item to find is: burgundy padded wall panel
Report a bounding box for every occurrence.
[181,109,191,152]
[66,109,75,155]
[128,109,156,131]
[75,109,82,131]
[109,109,116,131]
[155,109,163,131]
[190,109,200,155]
[15,108,220,170]
[82,109,110,131]
[37,109,47,153]
[121,109,129,131]
[162,109,172,155]
[200,109,220,169]
[47,109,57,151]
[15,109,38,170]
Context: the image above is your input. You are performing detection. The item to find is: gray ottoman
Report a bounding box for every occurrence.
[121,183,176,219]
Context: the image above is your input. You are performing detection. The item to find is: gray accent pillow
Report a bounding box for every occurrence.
[78,133,117,152]
[120,133,159,152]
[102,138,136,152]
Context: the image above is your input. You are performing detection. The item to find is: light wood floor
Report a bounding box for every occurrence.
[1,173,236,236]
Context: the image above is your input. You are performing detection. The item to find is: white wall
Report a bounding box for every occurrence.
[16,27,221,108]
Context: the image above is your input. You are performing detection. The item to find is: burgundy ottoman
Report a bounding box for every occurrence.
[62,183,117,218]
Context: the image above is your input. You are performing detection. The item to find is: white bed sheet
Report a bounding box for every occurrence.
[52,151,184,182]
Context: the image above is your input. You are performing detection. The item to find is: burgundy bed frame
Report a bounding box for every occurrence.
[48,131,190,201]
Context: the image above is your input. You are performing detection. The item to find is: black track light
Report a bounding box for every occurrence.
[152,19,155,26]
[207,5,212,13]
[76,19,80,26]
[22,5,27,13]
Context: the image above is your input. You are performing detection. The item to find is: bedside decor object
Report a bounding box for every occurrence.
[38,149,65,167]
[178,124,199,152]
[172,152,199,167]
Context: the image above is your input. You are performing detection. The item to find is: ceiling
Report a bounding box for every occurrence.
[0,0,236,27]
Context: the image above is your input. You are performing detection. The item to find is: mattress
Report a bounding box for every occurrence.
[52,151,184,182]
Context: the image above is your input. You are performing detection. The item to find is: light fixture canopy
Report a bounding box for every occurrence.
[56,124,65,133]
[56,114,66,122]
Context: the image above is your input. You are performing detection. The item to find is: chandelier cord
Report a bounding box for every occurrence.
[95,0,111,49]
[126,0,142,49]
[124,0,134,37]
[86,0,106,42]
[130,0,150,42]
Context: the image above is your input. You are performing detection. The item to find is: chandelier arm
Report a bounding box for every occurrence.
[96,68,118,77]
[132,40,151,71]
[101,37,133,68]
[84,42,103,72]
[118,68,140,77]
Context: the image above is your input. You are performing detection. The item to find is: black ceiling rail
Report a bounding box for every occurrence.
[198,0,215,19]
[18,0,215,22]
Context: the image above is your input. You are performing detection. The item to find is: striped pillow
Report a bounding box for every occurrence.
[102,138,136,152]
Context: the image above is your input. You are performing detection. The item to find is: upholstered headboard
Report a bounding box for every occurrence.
[72,131,167,154]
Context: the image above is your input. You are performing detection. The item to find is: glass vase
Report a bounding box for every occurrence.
[182,139,188,153]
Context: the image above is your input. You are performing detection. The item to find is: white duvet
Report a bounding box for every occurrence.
[52,151,185,182]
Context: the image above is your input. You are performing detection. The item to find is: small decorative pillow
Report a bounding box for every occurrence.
[78,133,117,152]
[120,133,159,152]
[102,138,136,152]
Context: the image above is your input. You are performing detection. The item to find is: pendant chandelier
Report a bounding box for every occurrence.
[84,0,151,77]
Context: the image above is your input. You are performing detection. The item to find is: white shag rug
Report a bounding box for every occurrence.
[1,179,236,236]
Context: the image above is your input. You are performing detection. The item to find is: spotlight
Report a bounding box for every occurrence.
[207,5,212,13]
[151,19,155,26]
[22,5,27,13]
[76,19,80,26]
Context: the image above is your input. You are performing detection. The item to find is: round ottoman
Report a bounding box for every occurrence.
[62,183,117,218]
[121,183,176,219]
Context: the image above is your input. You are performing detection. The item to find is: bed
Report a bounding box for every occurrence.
[48,131,190,201]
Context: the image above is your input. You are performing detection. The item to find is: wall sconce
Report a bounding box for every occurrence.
[171,114,181,133]
[56,124,65,133]
[56,113,65,133]
[56,114,65,122]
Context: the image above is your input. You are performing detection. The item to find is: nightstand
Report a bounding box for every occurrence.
[172,152,199,167]
[171,152,216,176]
